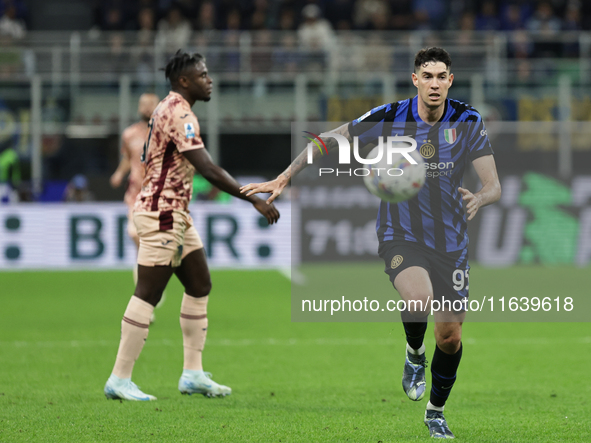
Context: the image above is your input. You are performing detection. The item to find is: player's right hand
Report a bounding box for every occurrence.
[240,177,287,205]
[253,199,280,225]
[110,172,123,188]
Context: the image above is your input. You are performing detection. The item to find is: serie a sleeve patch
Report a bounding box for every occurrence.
[184,122,195,139]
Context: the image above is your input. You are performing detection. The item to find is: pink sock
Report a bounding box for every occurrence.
[180,293,208,371]
[112,296,154,379]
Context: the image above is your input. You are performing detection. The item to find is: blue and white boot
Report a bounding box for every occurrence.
[178,370,231,398]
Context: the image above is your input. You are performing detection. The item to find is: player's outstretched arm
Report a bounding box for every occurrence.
[240,122,352,204]
[183,148,280,225]
[459,155,501,221]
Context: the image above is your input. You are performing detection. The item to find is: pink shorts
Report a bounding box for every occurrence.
[134,210,203,267]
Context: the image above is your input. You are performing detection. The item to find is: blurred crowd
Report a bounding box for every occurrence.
[83,0,591,75]
[2,0,591,38]
[0,0,587,71]
[0,0,26,39]
[89,0,590,34]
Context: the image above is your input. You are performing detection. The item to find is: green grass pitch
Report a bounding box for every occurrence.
[1,266,590,442]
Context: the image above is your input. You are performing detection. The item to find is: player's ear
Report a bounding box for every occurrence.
[412,72,418,88]
[177,75,189,89]
[449,72,454,87]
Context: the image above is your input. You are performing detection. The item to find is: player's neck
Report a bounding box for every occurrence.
[417,100,445,125]
[172,88,195,107]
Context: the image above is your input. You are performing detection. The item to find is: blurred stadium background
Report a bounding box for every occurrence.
[0,0,590,268]
[1,0,590,441]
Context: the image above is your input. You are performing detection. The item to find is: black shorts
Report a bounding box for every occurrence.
[378,240,470,303]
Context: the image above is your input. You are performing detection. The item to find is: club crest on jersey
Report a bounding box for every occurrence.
[420,140,435,159]
[444,128,457,144]
[184,122,195,139]
[391,255,403,269]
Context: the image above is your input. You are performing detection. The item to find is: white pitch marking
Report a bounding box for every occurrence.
[1,336,590,348]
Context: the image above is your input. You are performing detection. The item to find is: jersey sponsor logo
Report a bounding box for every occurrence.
[424,162,455,170]
[391,255,403,269]
[184,122,195,139]
[420,141,435,159]
[443,128,457,144]
[424,161,455,178]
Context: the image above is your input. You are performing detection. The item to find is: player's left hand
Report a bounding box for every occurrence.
[253,199,280,225]
[458,187,482,221]
[241,176,288,205]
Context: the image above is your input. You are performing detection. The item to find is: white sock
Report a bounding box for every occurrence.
[427,401,444,412]
[407,343,426,355]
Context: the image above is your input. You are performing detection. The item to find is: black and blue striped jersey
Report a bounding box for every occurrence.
[348,96,493,254]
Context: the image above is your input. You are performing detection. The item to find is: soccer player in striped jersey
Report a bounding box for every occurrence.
[241,47,501,439]
[104,50,279,402]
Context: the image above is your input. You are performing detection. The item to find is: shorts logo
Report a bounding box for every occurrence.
[480,129,487,137]
[420,141,435,159]
[184,122,195,139]
[391,255,403,269]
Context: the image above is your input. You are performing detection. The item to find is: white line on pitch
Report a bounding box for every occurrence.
[0,336,589,348]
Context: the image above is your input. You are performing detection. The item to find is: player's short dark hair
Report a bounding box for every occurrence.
[414,47,452,73]
[164,50,205,84]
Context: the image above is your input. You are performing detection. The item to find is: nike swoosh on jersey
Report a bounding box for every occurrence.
[180,114,190,118]
[161,240,173,245]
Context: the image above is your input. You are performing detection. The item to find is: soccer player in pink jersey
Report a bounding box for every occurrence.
[104,51,280,401]
[111,94,161,312]
[110,93,159,248]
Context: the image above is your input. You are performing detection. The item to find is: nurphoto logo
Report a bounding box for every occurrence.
[304,131,418,177]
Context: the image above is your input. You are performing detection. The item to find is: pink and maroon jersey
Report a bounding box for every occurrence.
[134,91,204,215]
[121,121,148,208]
